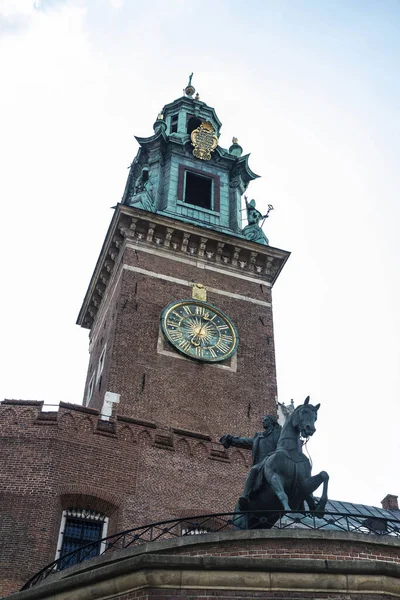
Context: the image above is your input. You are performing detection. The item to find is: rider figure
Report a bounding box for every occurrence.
[220,415,281,510]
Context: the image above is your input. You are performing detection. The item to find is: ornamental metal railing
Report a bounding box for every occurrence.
[21,509,400,591]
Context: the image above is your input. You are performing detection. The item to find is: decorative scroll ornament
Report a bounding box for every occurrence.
[191,121,218,160]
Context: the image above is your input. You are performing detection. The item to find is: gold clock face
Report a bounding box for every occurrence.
[160,300,239,363]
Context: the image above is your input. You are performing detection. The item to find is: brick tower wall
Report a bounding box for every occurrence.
[84,242,278,438]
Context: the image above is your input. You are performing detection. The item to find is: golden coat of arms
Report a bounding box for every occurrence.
[191,121,218,160]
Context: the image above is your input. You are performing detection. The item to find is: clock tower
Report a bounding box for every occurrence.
[0,79,291,594]
[77,78,289,441]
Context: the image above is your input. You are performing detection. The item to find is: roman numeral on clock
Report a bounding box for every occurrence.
[216,340,230,353]
[169,330,183,342]
[178,339,192,352]
[166,320,178,327]
[221,334,233,343]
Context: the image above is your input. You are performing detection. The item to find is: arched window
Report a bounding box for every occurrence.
[187,116,202,135]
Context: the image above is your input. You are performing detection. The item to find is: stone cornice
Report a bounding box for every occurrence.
[12,530,400,600]
[77,205,290,330]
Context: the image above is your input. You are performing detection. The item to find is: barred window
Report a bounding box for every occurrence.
[56,509,108,570]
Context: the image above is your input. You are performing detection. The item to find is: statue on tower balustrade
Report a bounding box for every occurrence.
[242,197,273,245]
[128,167,156,213]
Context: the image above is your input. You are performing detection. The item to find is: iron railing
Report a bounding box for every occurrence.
[21,509,400,591]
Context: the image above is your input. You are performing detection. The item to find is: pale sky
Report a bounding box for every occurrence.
[1,0,399,508]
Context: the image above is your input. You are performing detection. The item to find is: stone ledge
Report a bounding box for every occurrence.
[172,427,212,441]
[12,554,400,600]
[117,415,157,428]
[2,399,44,406]
[59,401,99,415]
[74,527,400,568]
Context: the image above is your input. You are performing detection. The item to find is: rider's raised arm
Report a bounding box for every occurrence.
[227,435,254,449]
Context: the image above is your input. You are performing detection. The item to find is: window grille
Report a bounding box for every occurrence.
[57,509,107,570]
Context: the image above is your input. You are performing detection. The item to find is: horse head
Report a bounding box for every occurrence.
[290,396,320,438]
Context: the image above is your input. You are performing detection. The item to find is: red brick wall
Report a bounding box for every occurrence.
[84,242,277,437]
[83,268,123,410]
[0,400,250,594]
[166,536,400,564]
[1,223,282,595]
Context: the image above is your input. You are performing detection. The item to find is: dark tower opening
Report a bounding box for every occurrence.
[187,116,202,134]
[171,115,178,133]
[184,172,212,209]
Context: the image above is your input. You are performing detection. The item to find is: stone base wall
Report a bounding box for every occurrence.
[9,530,400,600]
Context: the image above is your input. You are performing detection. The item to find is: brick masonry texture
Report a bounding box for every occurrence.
[0,401,250,595]
[166,536,400,563]
[1,230,280,595]
[85,243,277,436]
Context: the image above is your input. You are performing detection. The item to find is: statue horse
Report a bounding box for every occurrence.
[233,397,329,530]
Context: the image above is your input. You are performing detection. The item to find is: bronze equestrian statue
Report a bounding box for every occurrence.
[221,398,329,529]
[220,415,281,510]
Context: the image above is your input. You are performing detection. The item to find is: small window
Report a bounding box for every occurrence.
[96,345,107,383]
[170,115,178,133]
[187,116,202,134]
[56,509,108,570]
[85,373,95,406]
[185,172,212,210]
[177,165,220,212]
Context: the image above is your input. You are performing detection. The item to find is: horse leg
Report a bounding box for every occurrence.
[305,495,316,511]
[266,470,291,512]
[303,471,329,517]
[315,471,329,517]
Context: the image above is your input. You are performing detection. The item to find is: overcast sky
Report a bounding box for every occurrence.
[1,0,399,508]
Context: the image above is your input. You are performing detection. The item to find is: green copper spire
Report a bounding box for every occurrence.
[121,83,263,241]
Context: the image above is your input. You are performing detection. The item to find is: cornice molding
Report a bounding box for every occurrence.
[77,205,290,330]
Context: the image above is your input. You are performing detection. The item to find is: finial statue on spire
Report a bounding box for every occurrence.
[184,73,196,98]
